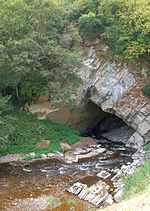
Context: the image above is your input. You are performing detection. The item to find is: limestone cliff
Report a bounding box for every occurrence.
[76,44,150,148]
[26,43,150,148]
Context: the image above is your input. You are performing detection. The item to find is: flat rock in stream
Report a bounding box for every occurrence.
[97,170,111,179]
[71,137,97,150]
[64,147,106,163]
[77,148,106,160]
[67,180,110,206]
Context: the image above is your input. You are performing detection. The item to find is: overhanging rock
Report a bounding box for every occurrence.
[77,45,150,148]
[26,44,150,148]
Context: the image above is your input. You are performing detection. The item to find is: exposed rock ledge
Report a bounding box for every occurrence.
[78,45,150,148]
[26,43,150,148]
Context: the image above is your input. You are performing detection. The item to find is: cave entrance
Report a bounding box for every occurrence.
[77,101,135,144]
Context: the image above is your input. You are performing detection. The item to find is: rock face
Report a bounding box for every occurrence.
[60,141,72,152]
[26,43,150,148]
[75,44,150,148]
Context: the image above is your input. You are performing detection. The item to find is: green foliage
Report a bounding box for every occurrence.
[67,199,76,205]
[0,0,82,106]
[46,196,77,209]
[71,0,150,62]
[122,159,150,199]
[142,82,150,99]
[79,12,103,39]
[0,96,15,145]
[98,0,150,62]
[144,143,150,154]
[46,196,62,209]
[0,111,80,156]
[67,0,100,21]
[22,155,32,161]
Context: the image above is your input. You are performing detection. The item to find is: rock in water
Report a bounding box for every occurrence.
[67,180,110,207]
[23,168,32,173]
[97,170,111,179]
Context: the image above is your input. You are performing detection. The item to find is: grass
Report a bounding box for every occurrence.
[67,199,76,206]
[46,197,76,210]
[122,160,150,199]
[122,143,150,199]
[0,111,81,156]
[46,196,62,209]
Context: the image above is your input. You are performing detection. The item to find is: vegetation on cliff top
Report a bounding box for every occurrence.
[69,0,150,97]
[72,0,150,63]
[1,0,149,107]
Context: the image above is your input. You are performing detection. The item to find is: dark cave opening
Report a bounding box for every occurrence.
[79,101,135,145]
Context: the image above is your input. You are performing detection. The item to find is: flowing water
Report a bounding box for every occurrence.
[0,142,135,211]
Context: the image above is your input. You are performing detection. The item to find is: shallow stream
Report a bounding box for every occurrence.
[0,141,135,211]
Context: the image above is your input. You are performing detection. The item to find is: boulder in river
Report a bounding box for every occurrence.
[72,137,97,150]
[97,170,111,179]
[67,180,110,206]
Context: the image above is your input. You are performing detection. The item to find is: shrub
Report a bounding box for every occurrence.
[79,12,103,39]
[68,0,100,21]
[122,159,150,199]
[142,82,150,99]
[99,0,150,62]
[0,111,80,156]
[0,0,82,107]
[0,96,15,145]
[67,199,76,205]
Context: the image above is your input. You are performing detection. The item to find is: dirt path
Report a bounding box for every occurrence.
[98,193,150,211]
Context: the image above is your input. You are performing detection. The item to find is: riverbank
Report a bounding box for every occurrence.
[98,192,150,211]
[0,112,81,157]
[0,112,149,211]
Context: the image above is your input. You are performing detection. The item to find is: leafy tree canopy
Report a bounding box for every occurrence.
[71,0,150,63]
[99,0,150,62]
[0,0,82,106]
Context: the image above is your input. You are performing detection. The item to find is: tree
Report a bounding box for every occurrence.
[0,0,82,107]
[99,0,150,62]
[79,12,103,40]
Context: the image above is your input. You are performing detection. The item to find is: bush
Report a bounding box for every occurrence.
[46,196,62,209]
[0,96,15,145]
[0,0,82,107]
[99,0,150,62]
[142,83,150,99]
[79,12,103,39]
[122,159,150,199]
[68,0,100,21]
